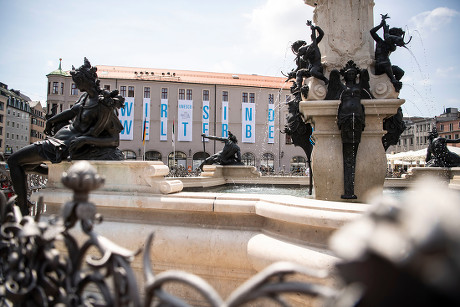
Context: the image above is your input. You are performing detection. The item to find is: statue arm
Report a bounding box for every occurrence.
[314,26,324,44]
[202,134,225,142]
[446,138,460,144]
[44,104,80,135]
[370,22,384,42]
[69,133,119,154]
[425,142,433,162]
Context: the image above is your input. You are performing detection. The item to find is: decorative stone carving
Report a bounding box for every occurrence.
[305,0,376,72]
[305,77,327,100]
[369,71,400,99]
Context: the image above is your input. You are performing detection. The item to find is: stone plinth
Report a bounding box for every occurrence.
[46,160,183,194]
[300,99,404,201]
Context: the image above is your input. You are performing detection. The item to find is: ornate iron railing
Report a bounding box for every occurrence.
[0,161,336,306]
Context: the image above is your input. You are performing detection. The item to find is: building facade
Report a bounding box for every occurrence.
[4,88,31,155]
[436,108,460,148]
[46,63,308,172]
[29,101,46,143]
[0,83,8,154]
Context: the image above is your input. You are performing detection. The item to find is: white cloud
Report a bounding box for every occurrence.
[435,66,460,79]
[211,60,238,73]
[447,98,460,104]
[409,7,459,32]
[244,0,313,58]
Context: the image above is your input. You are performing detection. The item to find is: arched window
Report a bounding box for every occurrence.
[122,150,137,160]
[145,151,162,161]
[290,156,307,174]
[192,152,210,170]
[168,151,187,168]
[260,152,274,173]
[242,152,255,166]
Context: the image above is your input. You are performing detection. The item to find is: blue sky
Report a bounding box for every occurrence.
[0,0,459,117]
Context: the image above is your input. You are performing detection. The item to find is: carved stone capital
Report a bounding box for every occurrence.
[305,77,327,100]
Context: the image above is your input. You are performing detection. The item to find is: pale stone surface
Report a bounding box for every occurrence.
[178,165,309,188]
[305,0,375,72]
[300,99,405,202]
[47,161,183,194]
[306,77,327,100]
[303,0,401,100]
[33,161,369,306]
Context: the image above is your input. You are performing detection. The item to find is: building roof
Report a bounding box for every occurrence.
[47,59,70,77]
[95,65,290,90]
[29,100,45,109]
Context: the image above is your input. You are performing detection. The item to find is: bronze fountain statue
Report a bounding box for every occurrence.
[326,60,373,199]
[199,131,243,170]
[370,14,411,92]
[7,58,124,215]
[425,127,460,167]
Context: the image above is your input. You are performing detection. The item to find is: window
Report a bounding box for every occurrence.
[439,124,444,132]
[104,85,111,91]
[0,127,3,135]
[261,153,275,173]
[145,151,162,161]
[222,91,228,102]
[144,87,151,99]
[203,90,209,101]
[128,86,135,97]
[268,94,274,104]
[455,134,459,139]
[249,93,255,103]
[52,82,59,94]
[242,152,255,166]
[122,150,137,160]
[186,89,192,100]
[71,83,78,95]
[161,88,168,99]
[242,92,248,103]
[60,82,64,95]
[0,102,3,110]
[285,134,292,145]
[120,86,127,97]
[48,82,51,95]
[179,89,185,100]
[449,123,454,131]
[6,133,9,139]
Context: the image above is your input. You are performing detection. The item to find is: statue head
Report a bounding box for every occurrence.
[228,131,238,143]
[340,60,360,82]
[291,40,307,54]
[387,27,411,47]
[428,127,439,140]
[70,57,99,92]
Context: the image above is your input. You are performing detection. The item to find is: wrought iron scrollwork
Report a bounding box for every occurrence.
[0,161,336,306]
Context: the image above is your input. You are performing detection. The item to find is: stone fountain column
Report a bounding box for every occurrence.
[300,0,404,201]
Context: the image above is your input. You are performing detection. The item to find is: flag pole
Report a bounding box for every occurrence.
[142,119,147,161]
[172,119,176,169]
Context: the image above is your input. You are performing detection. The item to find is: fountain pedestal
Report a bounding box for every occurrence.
[300,99,404,201]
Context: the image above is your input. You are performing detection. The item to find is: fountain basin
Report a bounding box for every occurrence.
[33,161,369,305]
